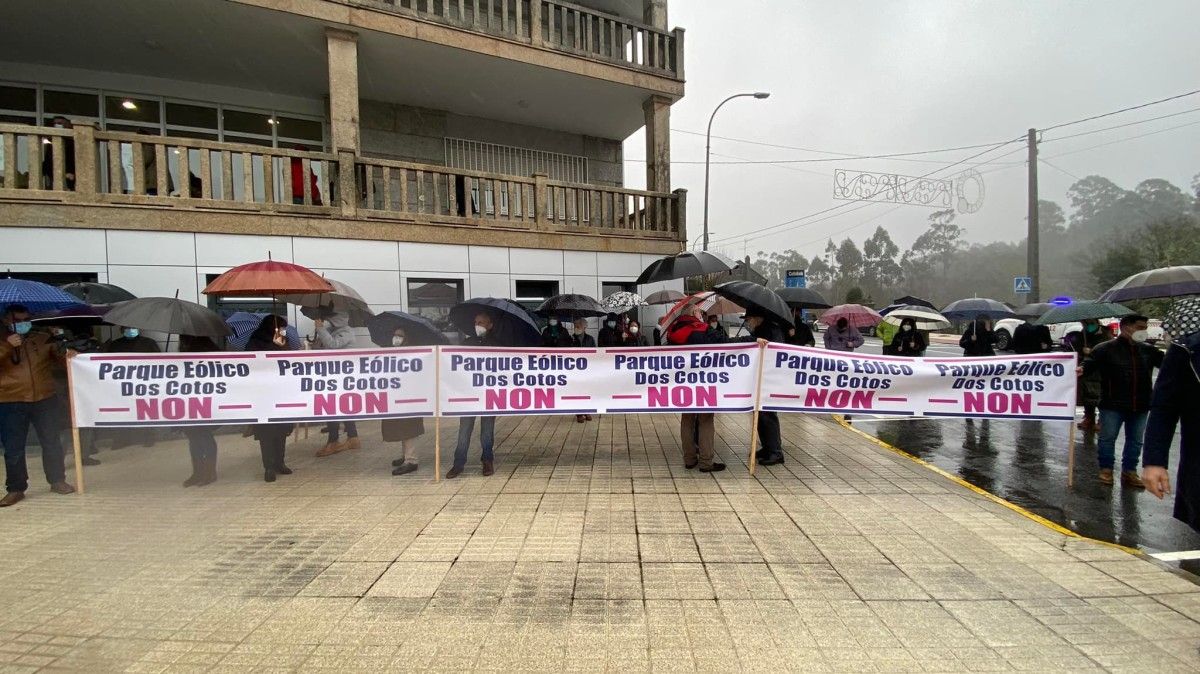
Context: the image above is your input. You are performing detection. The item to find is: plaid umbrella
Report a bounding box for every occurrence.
[225,312,300,350]
[818,304,883,328]
[0,278,84,314]
[602,291,647,313]
[1163,297,1200,340]
[203,260,333,296]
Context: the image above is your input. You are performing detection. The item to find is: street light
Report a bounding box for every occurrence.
[702,91,769,251]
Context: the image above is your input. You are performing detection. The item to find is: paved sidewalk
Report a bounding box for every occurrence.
[0,414,1197,671]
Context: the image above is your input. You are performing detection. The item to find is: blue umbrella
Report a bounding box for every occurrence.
[225,312,300,350]
[367,311,448,347]
[448,297,540,346]
[0,278,84,314]
[941,298,1016,321]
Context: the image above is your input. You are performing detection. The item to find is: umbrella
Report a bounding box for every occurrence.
[535,293,606,319]
[105,297,232,338]
[635,250,736,285]
[893,295,936,310]
[776,286,831,309]
[1014,302,1054,319]
[448,297,541,346]
[881,305,951,331]
[367,311,448,347]
[31,304,113,325]
[202,260,334,296]
[225,312,300,350]
[818,304,883,328]
[1035,300,1133,326]
[940,298,1015,321]
[661,292,744,327]
[280,278,373,327]
[645,289,686,306]
[0,278,84,314]
[1161,297,1200,339]
[712,281,793,327]
[59,282,136,304]
[878,303,905,317]
[602,291,647,313]
[1099,265,1200,302]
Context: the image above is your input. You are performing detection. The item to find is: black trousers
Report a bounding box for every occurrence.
[758,411,782,456]
[255,425,291,471]
[0,398,67,493]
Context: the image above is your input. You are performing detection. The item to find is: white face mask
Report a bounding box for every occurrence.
[630,326,639,334]
[900,325,911,332]
[1131,329,1148,343]
[548,318,558,327]
[606,321,616,328]
[475,324,488,337]
[392,335,405,347]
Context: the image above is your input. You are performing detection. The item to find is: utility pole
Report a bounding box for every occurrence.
[1026,128,1039,303]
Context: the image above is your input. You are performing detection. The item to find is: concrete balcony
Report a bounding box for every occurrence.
[0,123,685,255]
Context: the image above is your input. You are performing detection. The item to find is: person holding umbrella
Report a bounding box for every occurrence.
[890,317,927,356]
[1069,319,1111,433]
[598,313,624,347]
[179,334,222,487]
[368,311,446,477]
[540,315,572,348]
[824,317,864,352]
[960,319,997,357]
[624,319,650,347]
[571,318,595,349]
[742,311,787,466]
[786,307,816,347]
[0,304,76,506]
[311,307,360,458]
[666,306,726,472]
[99,325,162,452]
[246,316,296,483]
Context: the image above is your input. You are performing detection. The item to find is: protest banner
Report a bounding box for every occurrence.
[437,343,762,416]
[761,343,1077,420]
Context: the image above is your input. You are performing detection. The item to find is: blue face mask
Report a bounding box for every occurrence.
[123,328,140,339]
[13,321,32,335]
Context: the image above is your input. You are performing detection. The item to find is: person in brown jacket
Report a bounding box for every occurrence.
[1,304,76,506]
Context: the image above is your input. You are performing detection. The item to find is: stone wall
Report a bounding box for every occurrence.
[359,99,624,187]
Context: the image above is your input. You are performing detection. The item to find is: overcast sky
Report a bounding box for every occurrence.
[623,0,1200,262]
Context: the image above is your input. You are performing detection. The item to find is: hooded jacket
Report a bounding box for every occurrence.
[823,324,863,351]
[1142,332,1200,532]
[0,329,62,403]
[959,320,996,357]
[313,311,355,350]
[1082,335,1165,414]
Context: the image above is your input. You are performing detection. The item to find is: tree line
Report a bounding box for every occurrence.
[752,172,1200,309]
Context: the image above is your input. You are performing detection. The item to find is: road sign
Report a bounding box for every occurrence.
[785,269,807,288]
[1013,276,1033,294]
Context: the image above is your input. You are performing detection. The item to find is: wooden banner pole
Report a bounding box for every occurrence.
[747,339,767,477]
[1067,419,1076,489]
[434,345,441,483]
[65,352,84,494]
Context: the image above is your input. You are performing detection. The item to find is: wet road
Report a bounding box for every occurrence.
[851,337,1200,562]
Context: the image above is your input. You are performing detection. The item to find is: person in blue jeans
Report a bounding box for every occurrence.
[1079,314,1164,488]
[447,311,500,479]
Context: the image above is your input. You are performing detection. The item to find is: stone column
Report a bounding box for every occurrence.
[643,95,671,193]
[326,28,360,152]
[643,0,668,29]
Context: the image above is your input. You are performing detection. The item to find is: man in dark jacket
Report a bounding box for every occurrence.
[570,318,596,348]
[742,312,786,466]
[667,308,726,472]
[1142,331,1200,533]
[1080,314,1164,488]
[785,307,816,347]
[447,312,505,479]
[960,318,996,357]
[1011,319,1052,354]
[1070,319,1111,432]
[540,316,572,348]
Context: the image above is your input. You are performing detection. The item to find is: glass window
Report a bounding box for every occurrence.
[514,280,559,321]
[0,85,36,112]
[275,116,323,145]
[407,279,464,332]
[43,89,99,119]
[222,108,273,135]
[165,102,217,130]
[105,95,160,124]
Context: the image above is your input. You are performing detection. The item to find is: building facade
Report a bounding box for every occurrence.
[0,0,685,334]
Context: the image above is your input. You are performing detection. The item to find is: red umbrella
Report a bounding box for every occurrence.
[660,291,744,327]
[202,260,333,297]
[818,303,882,328]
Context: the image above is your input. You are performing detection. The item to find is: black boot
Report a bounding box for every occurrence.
[275,445,291,475]
[183,454,203,487]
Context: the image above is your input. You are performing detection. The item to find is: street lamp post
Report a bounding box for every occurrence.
[702,91,770,251]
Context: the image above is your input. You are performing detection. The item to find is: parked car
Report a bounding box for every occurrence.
[993,317,1120,351]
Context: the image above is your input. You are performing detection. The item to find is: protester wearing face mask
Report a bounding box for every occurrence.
[1071,319,1111,433]
[597,313,623,348]
[448,312,504,479]
[1079,314,1165,488]
[568,317,597,424]
[706,314,724,338]
[541,315,572,348]
[889,318,927,356]
[666,307,728,472]
[959,318,996,357]
[310,308,360,458]
[823,317,864,352]
[739,312,787,466]
[97,325,162,453]
[623,319,650,347]
[382,328,426,476]
[245,316,295,483]
[0,304,76,507]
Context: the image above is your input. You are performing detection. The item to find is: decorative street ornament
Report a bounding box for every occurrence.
[833,169,953,207]
[955,168,985,214]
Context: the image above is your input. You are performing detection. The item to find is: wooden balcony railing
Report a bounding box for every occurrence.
[0,123,684,239]
[344,0,682,78]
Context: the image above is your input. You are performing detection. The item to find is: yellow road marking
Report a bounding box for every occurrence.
[832,415,1142,556]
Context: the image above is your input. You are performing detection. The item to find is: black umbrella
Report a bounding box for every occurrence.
[635,251,737,285]
[30,304,112,327]
[1014,302,1054,319]
[775,286,831,309]
[104,297,232,338]
[713,281,793,328]
[448,297,540,346]
[367,311,448,347]
[941,298,1016,321]
[59,282,136,304]
[535,293,606,319]
[893,295,936,310]
[1098,265,1200,302]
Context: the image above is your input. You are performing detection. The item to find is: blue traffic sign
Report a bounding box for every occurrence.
[1013,276,1033,294]
[785,269,807,288]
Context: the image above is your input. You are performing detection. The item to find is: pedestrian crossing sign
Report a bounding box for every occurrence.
[1014,276,1033,294]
